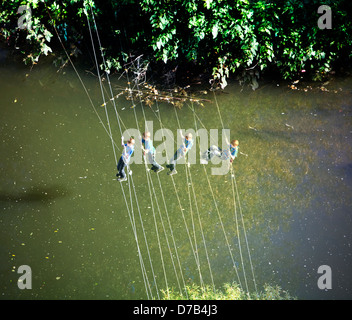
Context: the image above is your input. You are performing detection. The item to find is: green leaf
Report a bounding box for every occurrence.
[205,0,212,10]
[212,24,218,39]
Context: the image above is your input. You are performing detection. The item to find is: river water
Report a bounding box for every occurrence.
[1,51,351,300]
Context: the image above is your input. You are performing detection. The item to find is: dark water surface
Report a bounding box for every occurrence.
[1,55,351,299]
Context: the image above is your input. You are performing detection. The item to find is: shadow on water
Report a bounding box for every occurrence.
[0,185,70,203]
[0,46,9,64]
[341,163,352,182]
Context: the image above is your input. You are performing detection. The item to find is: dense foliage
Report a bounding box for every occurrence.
[161,283,296,300]
[140,0,352,85]
[1,0,351,85]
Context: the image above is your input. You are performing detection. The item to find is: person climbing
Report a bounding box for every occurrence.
[116,137,135,182]
[141,131,164,173]
[202,139,239,164]
[166,132,193,175]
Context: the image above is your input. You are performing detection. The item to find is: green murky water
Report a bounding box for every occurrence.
[1,52,352,299]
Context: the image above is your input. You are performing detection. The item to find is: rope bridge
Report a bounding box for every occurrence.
[45,2,258,299]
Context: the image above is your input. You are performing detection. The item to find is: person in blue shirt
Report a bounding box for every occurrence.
[142,131,164,173]
[166,132,193,175]
[202,139,239,163]
[116,137,135,182]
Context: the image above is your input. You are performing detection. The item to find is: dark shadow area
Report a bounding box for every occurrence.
[0,185,70,204]
[341,163,352,183]
[0,46,8,65]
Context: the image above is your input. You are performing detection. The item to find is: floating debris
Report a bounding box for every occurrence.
[113,83,211,110]
[248,125,258,131]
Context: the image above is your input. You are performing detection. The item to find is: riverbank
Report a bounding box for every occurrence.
[2,42,351,111]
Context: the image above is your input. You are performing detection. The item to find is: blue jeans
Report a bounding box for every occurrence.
[208,145,222,160]
[146,152,162,170]
[169,149,184,171]
[117,156,127,179]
